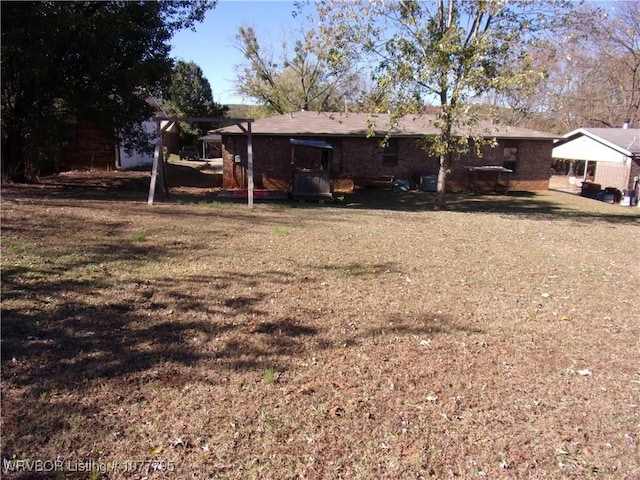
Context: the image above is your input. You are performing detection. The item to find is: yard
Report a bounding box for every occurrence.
[1,171,639,479]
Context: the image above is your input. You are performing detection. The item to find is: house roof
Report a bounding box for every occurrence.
[555,128,640,157]
[214,111,558,140]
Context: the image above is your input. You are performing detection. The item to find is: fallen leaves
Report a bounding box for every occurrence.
[566,367,593,377]
[329,406,345,417]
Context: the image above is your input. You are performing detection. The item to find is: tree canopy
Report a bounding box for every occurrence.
[1,0,215,181]
[234,25,363,116]
[163,60,228,143]
[314,0,581,206]
[503,0,639,133]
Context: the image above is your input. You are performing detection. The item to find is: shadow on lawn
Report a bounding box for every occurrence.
[5,171,638,225]
[1,263,472,394]
[1,231,478,463]
[336,188,639,224]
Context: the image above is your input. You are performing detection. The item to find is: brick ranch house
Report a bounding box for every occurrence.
[214,111,558,194]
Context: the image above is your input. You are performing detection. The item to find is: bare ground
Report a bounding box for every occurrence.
[1,170,639,479]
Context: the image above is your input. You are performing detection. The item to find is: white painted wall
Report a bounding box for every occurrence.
[552,136,629,163]
[117,119,156,170]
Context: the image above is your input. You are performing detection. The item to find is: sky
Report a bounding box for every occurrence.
[171,0,619,107]
[170,0,309,106]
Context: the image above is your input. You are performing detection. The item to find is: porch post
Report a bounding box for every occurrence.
[148,120,162,205]
[247,121,254,209]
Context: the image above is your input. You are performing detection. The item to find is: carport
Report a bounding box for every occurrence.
[197,132,222,160]
[552,127,640,193]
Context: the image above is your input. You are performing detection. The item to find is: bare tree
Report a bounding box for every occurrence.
[234,26,362,115]
[499,0,639,132]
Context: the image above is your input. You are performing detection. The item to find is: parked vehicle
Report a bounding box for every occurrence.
[179,146,200,161]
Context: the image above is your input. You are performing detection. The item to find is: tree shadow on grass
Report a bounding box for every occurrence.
[1,200,483,465]
[1,262,477,389]
[334,188,640,224]
[1,254,481,465]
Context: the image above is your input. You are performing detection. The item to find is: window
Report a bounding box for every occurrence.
[503,140,519,172]
[382,139,398,165]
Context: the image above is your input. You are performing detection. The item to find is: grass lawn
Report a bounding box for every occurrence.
[2,171,639,479]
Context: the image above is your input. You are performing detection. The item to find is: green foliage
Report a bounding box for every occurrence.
[163,60,228,143]
[272,226,290,237]
[263,367,276,385]
[316,0,578,206]
[1,1,215,181]
[234,25,361,114]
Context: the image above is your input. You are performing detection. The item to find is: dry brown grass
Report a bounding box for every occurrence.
[2,171,639,479]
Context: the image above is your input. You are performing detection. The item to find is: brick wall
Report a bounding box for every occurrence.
[58,119,115,171]
[594,162,631,191]
[58,119,178,172]
[221,135,553,192]
[630,158,640,190]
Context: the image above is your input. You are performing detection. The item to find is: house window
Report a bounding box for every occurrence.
[503,140,519,172]
[382,139,398,165]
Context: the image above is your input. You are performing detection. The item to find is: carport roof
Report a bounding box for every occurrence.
[213,110,558,140]
[555,128,640,156]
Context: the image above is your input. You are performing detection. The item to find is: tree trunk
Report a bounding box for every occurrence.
[1,129,27,183]
[435,153,447,209]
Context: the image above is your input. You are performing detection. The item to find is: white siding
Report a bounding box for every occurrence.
[553,136,629,164]
[118,119,156,170]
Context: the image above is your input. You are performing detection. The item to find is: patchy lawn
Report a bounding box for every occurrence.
[1,172,639,479]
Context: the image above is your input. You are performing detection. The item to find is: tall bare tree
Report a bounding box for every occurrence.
[499,0,639,133]
[234,25,362,115]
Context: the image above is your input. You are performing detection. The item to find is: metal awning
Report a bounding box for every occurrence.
[290,138,333,149]
[466,166,513,173]
[198,133,222,142]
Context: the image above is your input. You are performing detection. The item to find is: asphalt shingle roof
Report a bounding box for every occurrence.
[214,111,558,140]
[580,128,640,155]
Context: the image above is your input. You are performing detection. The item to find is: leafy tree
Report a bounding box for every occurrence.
[163,60,228,144]
[315,0,579,207]
[1,1,215,181]
[235,25,361,115]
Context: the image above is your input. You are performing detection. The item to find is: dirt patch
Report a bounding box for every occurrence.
[1,170,639,479]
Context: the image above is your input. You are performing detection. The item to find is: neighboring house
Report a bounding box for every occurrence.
[116,117,179,170]
[552,127,640,193]
[58,97,179,171]
[116,96,179,170]
[214,111,558,193]
[57,117,115,171]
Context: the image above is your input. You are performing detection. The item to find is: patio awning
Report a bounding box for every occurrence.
[290,138,333,149]
[466,166,513,173]
[198,133,222,142]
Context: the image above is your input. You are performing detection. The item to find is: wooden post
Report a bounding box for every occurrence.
[236,120,255,209]
[247,122,254,209]
[147,116,254,206]
[147,120,162,205]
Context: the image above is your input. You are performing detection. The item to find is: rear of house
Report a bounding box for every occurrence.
[215,111,557,194]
